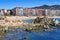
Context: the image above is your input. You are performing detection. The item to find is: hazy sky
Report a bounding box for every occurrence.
[0,0,60,9]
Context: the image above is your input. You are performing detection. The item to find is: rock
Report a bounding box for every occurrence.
[33,17,41,23]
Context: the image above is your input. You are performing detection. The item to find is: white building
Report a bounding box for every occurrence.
[17,8,24,16]
[32,9,36,16]
[46,9,60,16]
[0,10,4,16]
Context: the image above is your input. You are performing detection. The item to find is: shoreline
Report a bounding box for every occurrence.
[0,16,60,28]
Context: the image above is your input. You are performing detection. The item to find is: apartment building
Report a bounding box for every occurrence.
[23,8,35,16]
[46,9,60,16]
[12,7,24,16]
[12,7,45,16]
[0,9,4,16]
[12,7,60,16]
[35,8,45,16]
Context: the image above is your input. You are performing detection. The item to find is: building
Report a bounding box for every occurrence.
[55,10,60,16]
[12,7,24,16]
[46,9,60,16]
[12,7,60,16]
[31,9,36,16]
[23,8,33,16]
[0,9,4,16]
[23,8,45,16]
[35,8,45,16]
[12,7,46,16]
[7,10,11,16]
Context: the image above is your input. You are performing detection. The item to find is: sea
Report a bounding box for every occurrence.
[2,18,60,40]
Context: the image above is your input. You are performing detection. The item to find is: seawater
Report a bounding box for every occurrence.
[2,18,60,40]
[2,28,60,40]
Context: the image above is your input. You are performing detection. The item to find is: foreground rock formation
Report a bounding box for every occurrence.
[0,16,59,32]
[25,16,59,32]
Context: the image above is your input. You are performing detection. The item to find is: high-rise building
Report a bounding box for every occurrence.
[0,9,4,16]
[12,7,60,16]
[35,8,45,16]
[7,10,11,16]
[12,7,24,16]
[31,9,36,16]
[23,8,32,16]
[46,9,60,16]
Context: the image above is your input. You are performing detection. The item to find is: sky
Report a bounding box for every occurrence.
[0,0,60,9]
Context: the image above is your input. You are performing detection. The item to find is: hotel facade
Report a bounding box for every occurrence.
[12,7,45,16]
[12,7,60,16]
[0,7,60,16]
[0,9,5,16]
[46,9,60,16]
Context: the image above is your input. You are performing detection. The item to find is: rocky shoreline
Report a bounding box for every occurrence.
[0,16,60,32]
